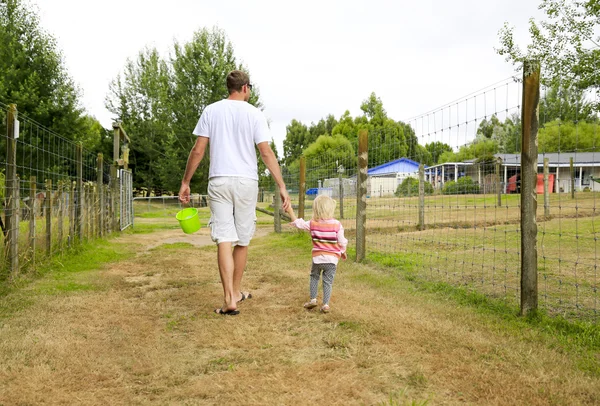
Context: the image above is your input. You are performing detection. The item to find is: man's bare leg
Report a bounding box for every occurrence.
[232,245,248,302]
[217,242,237,311]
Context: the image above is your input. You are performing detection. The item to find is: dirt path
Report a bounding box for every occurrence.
[116,227,269,252]
[0,227,599,405]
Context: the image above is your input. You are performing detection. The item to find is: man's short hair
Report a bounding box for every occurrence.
[226,70,250,94]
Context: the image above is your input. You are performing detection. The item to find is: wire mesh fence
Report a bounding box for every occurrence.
[536,79,600,319]
[364,77,525,311]
[1,102,124,282]
[280,70,599,321]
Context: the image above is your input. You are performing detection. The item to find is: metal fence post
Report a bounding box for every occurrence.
[520,61,540,316]
[356,129,368,262]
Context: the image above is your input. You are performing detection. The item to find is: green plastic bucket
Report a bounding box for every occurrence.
[176,207,201,234]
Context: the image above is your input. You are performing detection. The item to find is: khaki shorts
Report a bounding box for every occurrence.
[207,176,258,246]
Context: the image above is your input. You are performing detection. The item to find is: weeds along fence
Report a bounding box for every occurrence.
[278,65,599,322]
[1,102,128,282]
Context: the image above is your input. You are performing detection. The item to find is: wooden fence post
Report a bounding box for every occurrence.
[86,184,91,240]
[274,184,282,233]
[57,181,64,251]
[29,176,36,268]
[69,181,75,247]
[46,179,52,256]
[570,157,575,199]
[520,61,540,316]
[496,159,502,207]
[10,177,20,276]
[5,104,18,274]
[356,129,368,262]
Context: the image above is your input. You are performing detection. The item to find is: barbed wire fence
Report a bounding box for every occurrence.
[280,64,599,321]
[1,102,125,282]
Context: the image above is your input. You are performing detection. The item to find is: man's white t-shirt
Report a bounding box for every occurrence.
[192,99,270,180]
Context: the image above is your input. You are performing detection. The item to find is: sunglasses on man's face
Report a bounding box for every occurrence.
[246,83,253,90]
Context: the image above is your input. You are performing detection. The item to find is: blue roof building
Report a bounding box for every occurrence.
[368,158,422,176]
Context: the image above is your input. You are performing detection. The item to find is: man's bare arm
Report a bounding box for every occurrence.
[257,141,290,211]
[179,137,209,203]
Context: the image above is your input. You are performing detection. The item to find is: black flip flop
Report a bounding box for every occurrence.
[214,308,240,316]
[238,292,253,303]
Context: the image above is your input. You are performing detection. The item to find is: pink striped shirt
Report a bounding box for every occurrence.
[290,218,348,265]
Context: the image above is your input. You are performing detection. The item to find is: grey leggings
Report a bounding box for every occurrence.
[310,263,337,305]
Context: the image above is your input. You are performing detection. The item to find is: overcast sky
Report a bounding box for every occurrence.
[35,0,542,154]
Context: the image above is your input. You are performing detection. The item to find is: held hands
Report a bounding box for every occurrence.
[280,187,291,212]
[285,204,297,222]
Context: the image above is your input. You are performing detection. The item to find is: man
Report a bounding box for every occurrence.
[178,70,291,315]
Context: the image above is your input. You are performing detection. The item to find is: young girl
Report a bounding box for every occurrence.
[286,194,348,313]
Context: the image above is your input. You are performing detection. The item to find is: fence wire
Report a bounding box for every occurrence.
[286,73,599,321]
[365,77,524,310]
[536,81,600,318]
[1,101,119,280]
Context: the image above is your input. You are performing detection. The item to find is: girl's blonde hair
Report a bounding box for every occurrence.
[312,194,336,221]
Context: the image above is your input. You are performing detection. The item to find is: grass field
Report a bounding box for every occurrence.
[0,226,599,404]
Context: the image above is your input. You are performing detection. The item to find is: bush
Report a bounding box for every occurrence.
[442,176,480,195]
[395,177,433,197]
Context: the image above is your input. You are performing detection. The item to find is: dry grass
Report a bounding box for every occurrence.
[0,227,599,405]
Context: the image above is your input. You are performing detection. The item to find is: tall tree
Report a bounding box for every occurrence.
[497,0,600,98]
[283,119,313,166]
[331,110,358,143]
[425,141,453,164]
[0,0,82,132]
[302,134,356,188]
[439,138,499,163]
[539,83,596,123]
[360,92,387,127]
[308,114,338,140]
[539,119,600,152]
[0,0,110,187]
[106,27,261,194]
[106,47,172,195]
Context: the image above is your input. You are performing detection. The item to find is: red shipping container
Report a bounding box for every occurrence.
[536,173,554,194]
